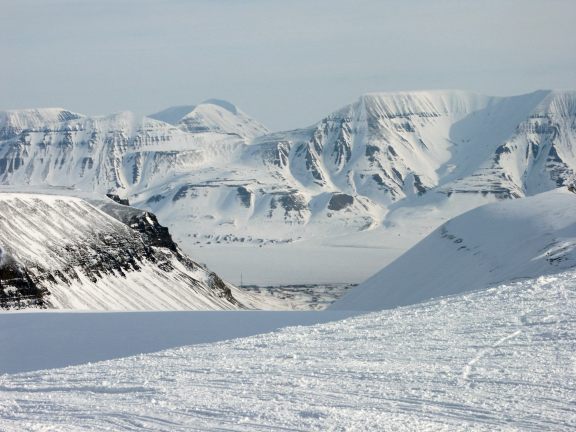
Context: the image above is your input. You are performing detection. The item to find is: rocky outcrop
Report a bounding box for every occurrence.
[0,193,243,310]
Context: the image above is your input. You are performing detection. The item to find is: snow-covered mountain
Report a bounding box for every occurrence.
[333,187,576,310]
[149,99,269,139]
[0,108,83,141]
[0,191,265,310]
[0,90,574,252]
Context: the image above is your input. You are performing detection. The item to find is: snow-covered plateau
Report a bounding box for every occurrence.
[0,270,574,431]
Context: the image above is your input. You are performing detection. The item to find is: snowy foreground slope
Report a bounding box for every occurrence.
[334,187,576,310]
[0,271,574,430]
[0,192,267,310]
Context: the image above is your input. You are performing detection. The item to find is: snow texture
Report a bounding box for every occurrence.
[0,271,574,430]
[334,187,576,310]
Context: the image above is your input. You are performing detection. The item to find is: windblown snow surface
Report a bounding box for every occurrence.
[0,271,574,430]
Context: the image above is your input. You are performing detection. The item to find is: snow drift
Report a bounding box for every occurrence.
[333,187,576,310]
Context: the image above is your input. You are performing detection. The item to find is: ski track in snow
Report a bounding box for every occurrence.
[460,329,522,384]
[1,271,575,430]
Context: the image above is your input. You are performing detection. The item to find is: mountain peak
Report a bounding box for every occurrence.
[201,99,238,115]
[147,105,197,125]
[149,100,268,139]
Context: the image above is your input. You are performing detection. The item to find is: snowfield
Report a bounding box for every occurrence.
[0,310,350,374]
[1,271,575,431]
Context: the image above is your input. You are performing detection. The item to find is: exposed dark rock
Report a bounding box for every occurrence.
[207,271,238,305]
[372,173,385,187]
[106,193,130,206]
[304,148,325,185]
[413,174,427,195]
[331,121,352,168]
[494,144,512,163]
[146,194,165,204]
[236,186,252,208]
[391,168,403,183]
[397,121,415,132]
[0,258,47,309]
[547,145,564,164]
[81,157,94,175]
[273,142,290,167]
[328,193,354,211]
[531,142,540,158]
[173,185,193,202]
[279,192,308,217]
[365,145,380,161]
[127,212,179,255]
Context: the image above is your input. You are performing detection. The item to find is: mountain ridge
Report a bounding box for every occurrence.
[0,90,574,257]
[0,190,274,310]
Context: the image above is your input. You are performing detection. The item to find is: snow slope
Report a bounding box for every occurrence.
[0,270,574,430]
[0,192,270,311]
[333,187,576,310]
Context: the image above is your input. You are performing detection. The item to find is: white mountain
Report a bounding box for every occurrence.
[332,187,576,310]
[0,90,574,254]
[0,190,269,310]
[149,99,269,139]
[0,107,83,140]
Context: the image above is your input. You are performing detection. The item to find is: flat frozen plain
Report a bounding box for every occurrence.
[1,270,575,430]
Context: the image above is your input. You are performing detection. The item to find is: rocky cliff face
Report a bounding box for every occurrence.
[0,192,248,310]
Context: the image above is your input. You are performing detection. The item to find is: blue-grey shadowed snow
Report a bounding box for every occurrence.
[0,310,352,373]
[0,0,575,130]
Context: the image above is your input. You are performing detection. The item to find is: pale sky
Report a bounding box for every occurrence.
[1,0,575,130]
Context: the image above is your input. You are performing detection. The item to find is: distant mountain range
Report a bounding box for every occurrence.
[0,90,574,252]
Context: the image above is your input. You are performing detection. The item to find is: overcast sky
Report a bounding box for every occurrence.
[1,0,574,130]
